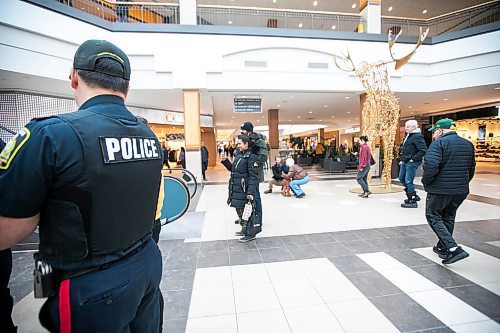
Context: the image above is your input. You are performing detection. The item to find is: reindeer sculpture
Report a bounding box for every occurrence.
[334,27,429,188]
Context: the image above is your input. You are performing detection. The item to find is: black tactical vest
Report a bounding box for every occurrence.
[38,104,162,270]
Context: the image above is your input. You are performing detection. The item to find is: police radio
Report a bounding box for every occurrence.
[34,258,55,298]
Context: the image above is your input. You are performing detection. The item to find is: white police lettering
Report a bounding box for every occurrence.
[100,136,161,164]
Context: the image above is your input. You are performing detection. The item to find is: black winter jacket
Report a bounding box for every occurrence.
[401,131,427,163]
[221,150,260,208]
[271,163,289,180]
[421,132,475,195]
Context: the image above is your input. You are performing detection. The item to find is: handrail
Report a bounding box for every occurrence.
[164,167,198,199]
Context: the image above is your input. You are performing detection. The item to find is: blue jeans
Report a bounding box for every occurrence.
[399,161,421,194]
[356,165,371,192]
[254,183,262,225]
[290,176,310,196]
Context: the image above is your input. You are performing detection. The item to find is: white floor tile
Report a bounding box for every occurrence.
[237,310,292,333]
[231,263,270,286]
[233,283,281,313]
[273,279,324,308]
[409,289,490,326]
[487,241,500,248]
[358,252,439,293]
[310,277,365,303]
[188,286,235,318]
[193,266,232,289]
[284,304,345,333]
[450,320,500,333]
[186,314,238,333]
[296,258,344,279]
[265,260,308,282]
[328,299,399,333]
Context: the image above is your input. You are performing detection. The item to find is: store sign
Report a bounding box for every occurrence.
[345,126,360,134]
[234,98,262,113]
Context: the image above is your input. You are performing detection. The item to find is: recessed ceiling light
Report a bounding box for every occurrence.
[231,116,235,118]
[345,96,350,99]
[297,116,301,118]
[324,105,328,108]
[348,119,351,121]
[261,116,265,118]
[313,1,318,6]
[408,106,413,109]
[388,6,393,11]
[272,0,276,3]
[228,20,233,24]
[494,87,500,90]
[288,119,291,122]
[299,23,303,28]
[277,104,281,107]
[308,111,313,114]
[290,96,294,99]
[257,119,260,122]
[352,3,356,9]
[422,9,427,14]
[319,119,323,122]
[331,25,336,30]
[347,111,351,114]
[331,116,335,118]
[443,98,448,101]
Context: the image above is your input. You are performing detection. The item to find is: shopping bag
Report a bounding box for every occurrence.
[244,200,262,236]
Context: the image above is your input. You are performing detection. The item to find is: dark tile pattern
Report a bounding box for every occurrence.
[161,269,196,291]
[387,249,438,267]
[446,284,500,321]
[162,289,193,320]
[465,242,500,259]
[369,294,446,332]
[315,242,353,257]
[229,249,262,266]
[328,255,375,274]
[287,244,323,260]
[411,265,474,289]
[162,319,187,333]
[344,271,402,298]
[197,250,230,268]
[259,247,294,263]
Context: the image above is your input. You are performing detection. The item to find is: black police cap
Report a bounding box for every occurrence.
[73,40,131,80]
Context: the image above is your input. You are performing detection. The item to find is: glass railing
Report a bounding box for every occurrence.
[56,0,180,24]
[48,0,500,36]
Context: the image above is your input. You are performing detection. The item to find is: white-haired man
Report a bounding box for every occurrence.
[399,120,427,208]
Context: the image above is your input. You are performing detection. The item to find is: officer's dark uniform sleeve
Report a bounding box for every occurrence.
[0,120,81,218]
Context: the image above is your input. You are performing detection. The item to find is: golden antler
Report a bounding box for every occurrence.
[388,27,429,70]
[334,48,356,72]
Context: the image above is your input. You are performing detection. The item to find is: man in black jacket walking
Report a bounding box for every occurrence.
[422,118,475,265]
[399,120,427,208]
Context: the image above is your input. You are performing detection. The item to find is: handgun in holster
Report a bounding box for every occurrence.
[34,257,55,298]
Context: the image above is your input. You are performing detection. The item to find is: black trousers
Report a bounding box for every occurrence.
[0,249,16,332]
[425,193,468,250]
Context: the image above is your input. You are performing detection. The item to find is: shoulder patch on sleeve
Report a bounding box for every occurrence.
[253,161,259,167]
[0,127,31,170]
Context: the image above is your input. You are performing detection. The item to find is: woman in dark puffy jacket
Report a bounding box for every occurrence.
[221,135,260,241]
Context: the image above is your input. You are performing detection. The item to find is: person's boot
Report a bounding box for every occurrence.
[401,192,418,208]
[404,192,421,203]
[361,190,370,198]
[264,188,272,194]
[239,234,256,242]
[235,225,246,236]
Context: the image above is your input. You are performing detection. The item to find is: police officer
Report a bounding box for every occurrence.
[0,40,163,332]
[240,122,268,234]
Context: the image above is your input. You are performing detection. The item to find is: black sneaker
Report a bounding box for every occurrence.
[401,201,417,208]
[264,189,272,194]
[239,235,256,243]
[442,247,469,265]
[234,219,241,225]
[235,229,246,236]
[432,245,448,259]
[296,193,305,198]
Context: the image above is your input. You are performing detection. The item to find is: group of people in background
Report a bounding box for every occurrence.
[354,118,475,265]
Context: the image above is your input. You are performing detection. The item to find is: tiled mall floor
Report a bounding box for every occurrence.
[10,164,500,333]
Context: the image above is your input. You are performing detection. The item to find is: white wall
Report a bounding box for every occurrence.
[1,0,499,97]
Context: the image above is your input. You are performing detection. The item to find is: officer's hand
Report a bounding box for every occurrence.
[247,194,254,201]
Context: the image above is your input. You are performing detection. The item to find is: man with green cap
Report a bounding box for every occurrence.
[422,118,475,265]
[0,40,163,331]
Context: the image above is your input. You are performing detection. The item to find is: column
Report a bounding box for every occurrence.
[318,128,325,142]
[179,0,197,25]
[359,93,366,134]
[183,89,202,183]
[359,0,381,34]
[201,127,216,167]
[268,108,279,165]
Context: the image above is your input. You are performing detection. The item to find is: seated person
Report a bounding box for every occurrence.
[282,158,310,199]
[264,156,288,194]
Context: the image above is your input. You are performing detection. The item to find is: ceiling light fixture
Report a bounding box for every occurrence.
[388,6,393,11]
[313,1,318,6]
[277,104,281,107]
[297,116,301,118]
[299,23,303,28]
[494,87,500,90]
[308,111,313,114]
[272,0,276,3]
[408,106,413,109]
[443,98,448,101]
[345,96,350,99]
[331,25,336,30]
[347,111,351,114]
[422,9,427,14]
[324,105,328,108]
[228,20,232,24]
[352,3,356,9]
